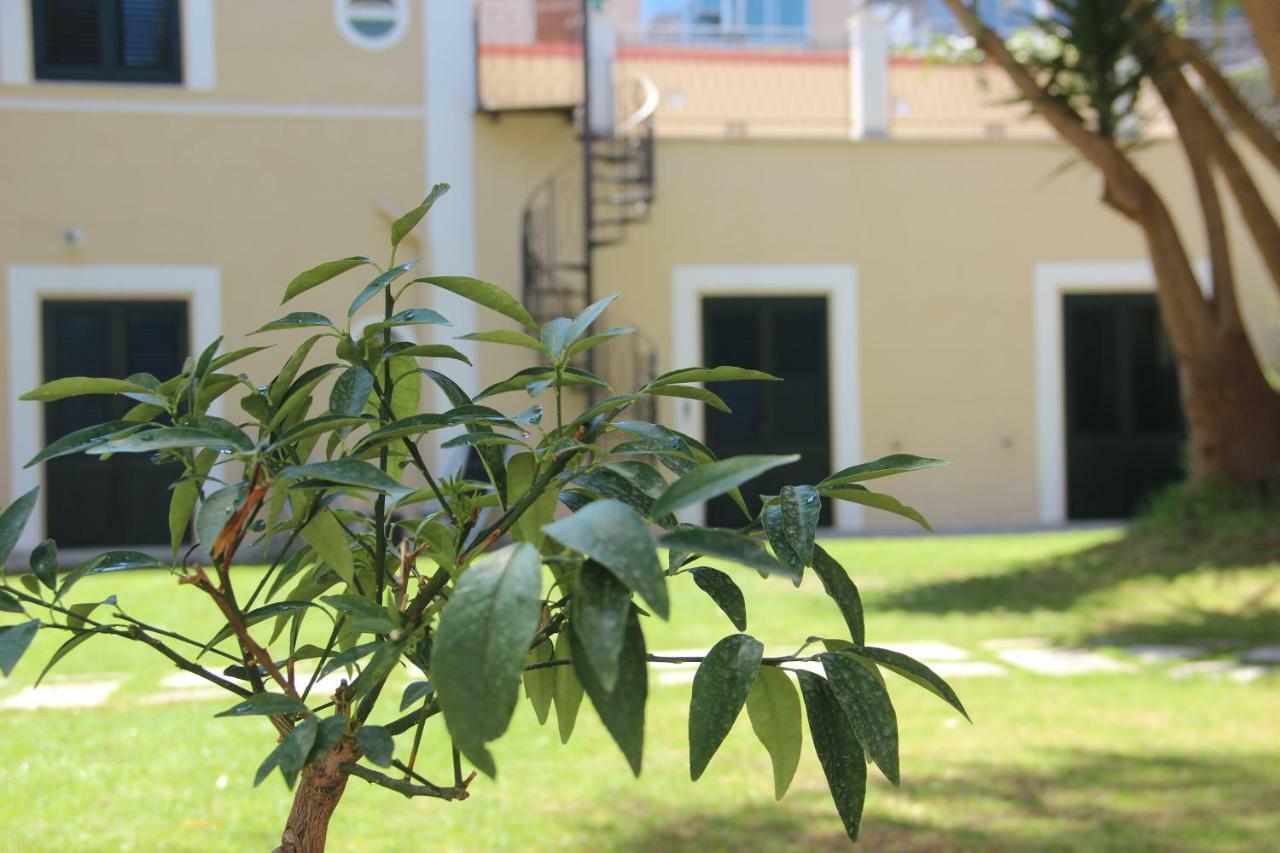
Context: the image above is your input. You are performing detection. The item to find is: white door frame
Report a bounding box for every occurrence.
[1034,259,1206,524]
[6,264,222,552]
[671,264,863,531]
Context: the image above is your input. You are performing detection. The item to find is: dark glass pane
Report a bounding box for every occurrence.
[125,308,185,376]
[1066,301,1120,433]
[41,0,102,68]
[47,308,110,433]
[118,0,176,70]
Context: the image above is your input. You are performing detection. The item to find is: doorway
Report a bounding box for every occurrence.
[42,300,189,546]
[701,295,832,527]
[1063,293,1185,519]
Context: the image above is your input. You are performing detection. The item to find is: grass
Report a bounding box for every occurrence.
[1,502,1278,851]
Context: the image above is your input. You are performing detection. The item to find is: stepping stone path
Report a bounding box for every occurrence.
[653,640,1009,686]
[1,680,119,711]
[2,638,1274,711]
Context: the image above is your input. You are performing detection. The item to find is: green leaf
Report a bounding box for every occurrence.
[689,633,763,780]
[388,343,473,364]
[564,293,618,350]
[0,587,24,614]
[350,414,451,455]
[255,716,319,788]
[216,692,308,718]
[646,366,782,387]
[196,485,245,554]
[363,307,451,335]
[689,567,747,631]
[818,454,951,488]
[523,641,555,725]
[208,345,271,372]
[348,261,417,318]
[746,666,803,800]
[552,629,584,743]
[283,256,372,303]
[570,608,648,775]
[318,640,380,678]
[822,486,933,531]
[271,414,371,449]
[651,455,798,519]
[356,725,395,768]
[20,377,150,402]
[780,485,821,566]
[543,500,668,620]
[30,538,58,590]
[645,383,730,413]
[26,421,138,467]
[329,367,375,417]
[797,671,867,843]
[458,329,549,354]
[658,528,795,581]
[418,276,538,332]
[301,511,355,585]
[204,600,320,650]
[86,427,246,455]
[400,680,433,711]
[566,326,633,359]
[820,651,900,785]
[432,543,543,777]
[762,505,804,584]
[0,620,39,677]
[571,561,632,691]
[251,312,333,334]
[811,545,865,646]
[58,551,166,598]
[35,626,109,686]
[0,488,38,567]
[842,646,969,721]
[281,460,411,498]
[391,182,449,249]
[540,317,572,359]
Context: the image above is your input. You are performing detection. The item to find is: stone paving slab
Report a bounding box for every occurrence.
[997,648,1135,676]
[1,680,119,710]
[876,641,970,662]
[930,661,1007,677]
[1240,645,1280,664]
[1113,644,1207,664]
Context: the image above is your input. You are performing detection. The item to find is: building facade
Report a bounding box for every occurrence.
[1,1,1276,555]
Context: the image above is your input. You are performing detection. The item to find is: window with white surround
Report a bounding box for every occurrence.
[335,0,408,51]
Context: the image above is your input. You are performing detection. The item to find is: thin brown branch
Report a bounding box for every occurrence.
[182,565,296,696]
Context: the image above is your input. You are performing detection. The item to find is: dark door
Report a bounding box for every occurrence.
[42,300,189,547]
[702,296,831,527]
[1064,293,1185,519]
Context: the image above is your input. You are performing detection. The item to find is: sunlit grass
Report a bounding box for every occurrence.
[1,523,1277,851]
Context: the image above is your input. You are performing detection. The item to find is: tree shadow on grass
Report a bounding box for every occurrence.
[609,750,1280,852]
[881,512,1280,615]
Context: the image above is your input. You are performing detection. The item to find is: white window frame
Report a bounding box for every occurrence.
[1033,259,1207,524]
[671,263,863,531]
[6,264,222,552]
[0,0,215,89]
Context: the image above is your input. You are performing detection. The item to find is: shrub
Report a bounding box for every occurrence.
[0,187,963,851]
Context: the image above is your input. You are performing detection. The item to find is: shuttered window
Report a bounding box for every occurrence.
[32,0,182,83]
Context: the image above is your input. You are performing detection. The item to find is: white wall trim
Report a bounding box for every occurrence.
[0,0,32,85]
[181,0,216,91]
[423,0,479,471]
[0,97,423,119]
[671,264,863,531]
[1033,259,1208,524]
[6,264,222,553]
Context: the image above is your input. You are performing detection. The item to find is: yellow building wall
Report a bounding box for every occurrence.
[476,116,1261,530]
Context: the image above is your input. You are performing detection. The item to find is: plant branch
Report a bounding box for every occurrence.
[182,565,295,696]
[341,762,468,801]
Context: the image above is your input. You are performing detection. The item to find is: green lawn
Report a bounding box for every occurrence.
[1,521,1277,851]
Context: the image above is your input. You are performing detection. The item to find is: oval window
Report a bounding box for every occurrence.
[335,0,409,51]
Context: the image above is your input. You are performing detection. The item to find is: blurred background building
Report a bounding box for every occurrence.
[1,0,1274,554]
